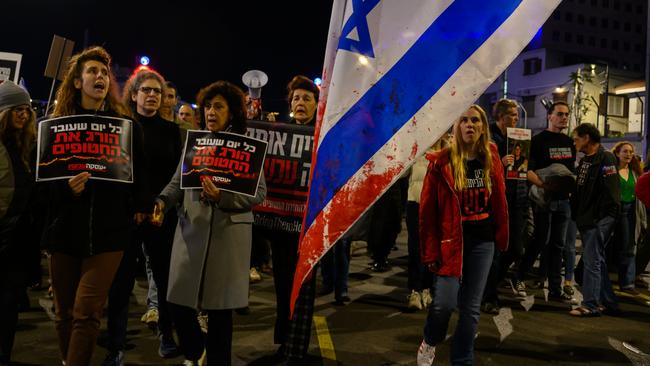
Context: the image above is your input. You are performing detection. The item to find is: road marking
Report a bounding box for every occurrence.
[313,316,337,365]
[615,291,650,302]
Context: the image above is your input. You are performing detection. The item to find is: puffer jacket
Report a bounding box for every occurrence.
[419,143,508,278]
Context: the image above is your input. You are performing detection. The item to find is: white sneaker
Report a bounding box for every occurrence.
[140,308,159,328]
[421,289,432,309]
[514,279,527,297]
[249,267,262,283]
[417,340,436,366]
[408,290,423,310]
[182,360,199,366]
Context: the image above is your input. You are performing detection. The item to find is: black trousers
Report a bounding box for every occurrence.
[106,241,139,351]
[269,231,317,358]
[140,213,177,337]
[170,303,232,366]
[0,284,19,363]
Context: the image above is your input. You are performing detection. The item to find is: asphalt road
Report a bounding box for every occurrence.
[9,229,650,366]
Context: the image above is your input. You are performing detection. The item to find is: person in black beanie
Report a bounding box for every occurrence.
[0,81,39,366]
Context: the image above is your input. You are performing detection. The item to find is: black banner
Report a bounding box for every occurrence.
[36,115,133,183]
[180,130,267,197]
[246,120,314,234]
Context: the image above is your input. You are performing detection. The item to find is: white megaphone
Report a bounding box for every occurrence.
[242,70,268,99]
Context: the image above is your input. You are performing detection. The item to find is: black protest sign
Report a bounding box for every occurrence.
[246,120,314,234]
[180,130,267,197]
[36,115,133,183]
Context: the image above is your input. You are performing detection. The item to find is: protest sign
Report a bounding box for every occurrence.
[246,120,314,234]
[180,130,267,197]
[37,115,133,183]
[506,127,531,180]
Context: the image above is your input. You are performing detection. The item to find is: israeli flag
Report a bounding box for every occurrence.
[291,0,562,308]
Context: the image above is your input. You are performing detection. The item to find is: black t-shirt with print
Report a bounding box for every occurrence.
[528,129,576,173]
[460,158,493,243]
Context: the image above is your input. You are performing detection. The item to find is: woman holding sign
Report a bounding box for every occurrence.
[152,81,266,366]
[44,46,148,366]
[417,105,508,366]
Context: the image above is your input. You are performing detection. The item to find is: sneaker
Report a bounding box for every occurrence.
[417,340,436,366]
[140,308,159,329]
[197,312,208,333]
[158,334,179,358]
[548,291,578,305]
[563,285,575,297]
[249,267,262,283]
[407,290,423,311]
[421,289,433,309]
[100,351,124,366]
[182,360,199,366]
[514,280,527,297]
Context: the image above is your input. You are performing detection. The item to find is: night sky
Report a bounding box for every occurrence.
[3,1,333,118]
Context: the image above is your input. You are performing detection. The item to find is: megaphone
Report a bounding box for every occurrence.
[242,70,268,99]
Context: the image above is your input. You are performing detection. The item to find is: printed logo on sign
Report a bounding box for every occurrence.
[549,147,572,160]
[68,163,107,172]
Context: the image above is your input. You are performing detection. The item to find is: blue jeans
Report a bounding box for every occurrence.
[320,239,351,298]
[564,220,577,282]
[423,239,494,366]
[615,202,636,289]
[580,216,618,311]
[518,199,570,294]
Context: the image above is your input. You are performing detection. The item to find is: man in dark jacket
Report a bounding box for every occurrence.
[483,99,529,313]
[569,123,620,317]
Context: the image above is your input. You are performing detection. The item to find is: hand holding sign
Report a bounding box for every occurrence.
[68,172,91,196]
[201,177,222,203]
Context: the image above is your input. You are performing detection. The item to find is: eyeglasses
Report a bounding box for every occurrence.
[11,106,31,114]
[138,86,162,95]
[554,112,570,117]
[460,116,481,123]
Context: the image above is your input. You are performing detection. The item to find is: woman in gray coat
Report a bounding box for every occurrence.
[153,81,266,366]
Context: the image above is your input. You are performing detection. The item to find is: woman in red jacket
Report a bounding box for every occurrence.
[416,105,508,366]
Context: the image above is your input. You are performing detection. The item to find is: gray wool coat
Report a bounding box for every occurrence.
[159,161,266,310]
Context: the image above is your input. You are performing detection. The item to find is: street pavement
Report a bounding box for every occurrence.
[9,227,650,366]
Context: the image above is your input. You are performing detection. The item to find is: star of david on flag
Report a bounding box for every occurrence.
[290,0,562,312]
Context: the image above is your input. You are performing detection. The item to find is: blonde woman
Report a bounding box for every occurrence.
[417,105,508,366]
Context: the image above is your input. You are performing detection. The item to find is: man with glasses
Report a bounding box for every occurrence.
[515,101,577,304]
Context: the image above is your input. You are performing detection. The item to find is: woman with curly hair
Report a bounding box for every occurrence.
[153,81,265,366]
[44,46,148,366]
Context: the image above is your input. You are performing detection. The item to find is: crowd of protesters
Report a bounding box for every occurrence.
[1,44,650,366]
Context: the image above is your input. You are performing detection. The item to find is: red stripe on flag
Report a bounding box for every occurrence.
[289,160,407,313]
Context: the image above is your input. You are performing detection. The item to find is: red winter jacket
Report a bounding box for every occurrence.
[419,143,508,278]
[635,171,650,207]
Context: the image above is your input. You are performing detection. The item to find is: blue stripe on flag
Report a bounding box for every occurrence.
[305,0,522,227]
